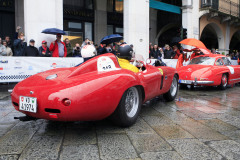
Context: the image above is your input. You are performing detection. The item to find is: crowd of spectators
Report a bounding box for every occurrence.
[149,43,183,60]
[0,26,125,58]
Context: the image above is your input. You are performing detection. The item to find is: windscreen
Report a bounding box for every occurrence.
[189,57,215,65]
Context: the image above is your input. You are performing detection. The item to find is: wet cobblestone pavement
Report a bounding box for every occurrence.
[0,84,240,160]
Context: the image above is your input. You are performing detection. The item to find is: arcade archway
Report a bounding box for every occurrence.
[200,23,224,50]
[229,30,240,51]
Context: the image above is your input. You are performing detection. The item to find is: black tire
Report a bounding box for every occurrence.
[109,86,142,127]
[219,74,228,90]
[163,75,178,102]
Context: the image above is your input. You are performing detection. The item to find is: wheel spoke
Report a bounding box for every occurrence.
[125,87,139,118]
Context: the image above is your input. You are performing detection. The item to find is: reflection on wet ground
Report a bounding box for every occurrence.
[0,84,240,160]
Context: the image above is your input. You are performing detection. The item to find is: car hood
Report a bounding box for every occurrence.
[177,65,213,80]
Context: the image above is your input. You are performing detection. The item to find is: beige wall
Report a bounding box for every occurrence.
[200,15,226,41]
[219,0,239,17]
[200,15,240,51]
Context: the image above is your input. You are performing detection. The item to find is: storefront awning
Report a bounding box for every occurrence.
[150,0,181,14]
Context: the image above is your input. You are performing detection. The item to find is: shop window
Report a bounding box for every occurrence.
[85,22,93,41]
[107,0,114,12]
[115,0,123,13]
[63,31,83,46]
[107,0,123,13]
[68,22,82,29]
[115,27,123,34]
[107,25,114,35]
[63,0,93,9]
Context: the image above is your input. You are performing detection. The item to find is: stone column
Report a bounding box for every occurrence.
[149,8,157,45]
[182,0,199,40]
[224,22,230,55]
[94,0,107,44]
[124,0,149,60]
[15,0,25,32]
[23,0,63,46]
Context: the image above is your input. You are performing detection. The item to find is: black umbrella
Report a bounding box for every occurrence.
[41,28,66,35]
[100,34,123,44]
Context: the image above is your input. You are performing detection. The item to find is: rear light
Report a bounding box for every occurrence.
[62,98,71,106]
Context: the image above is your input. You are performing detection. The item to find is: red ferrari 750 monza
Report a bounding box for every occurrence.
[177,54,240,89]
[11,53,178,127]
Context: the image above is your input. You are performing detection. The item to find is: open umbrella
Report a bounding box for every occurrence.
[100,34,123,44]
[179,38,207,49]
[183,47,211,55]
[41,28,66,35]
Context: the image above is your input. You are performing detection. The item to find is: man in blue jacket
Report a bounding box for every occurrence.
[13,32,27,56]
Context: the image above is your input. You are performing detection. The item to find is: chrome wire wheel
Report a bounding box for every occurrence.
[222,74,228,87]
[170,76,178,97]
[125,87,139,118]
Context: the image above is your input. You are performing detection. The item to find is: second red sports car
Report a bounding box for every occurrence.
[177,54,240,89]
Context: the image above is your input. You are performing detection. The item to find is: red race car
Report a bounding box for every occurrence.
[11,53,178,127]
[177,54,240,89]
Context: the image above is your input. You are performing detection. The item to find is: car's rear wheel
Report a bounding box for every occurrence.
[163,75,178,102]
[219,74,228,90]
[110,86,142,127]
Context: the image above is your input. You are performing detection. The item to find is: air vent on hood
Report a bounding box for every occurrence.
[46,74,58,80]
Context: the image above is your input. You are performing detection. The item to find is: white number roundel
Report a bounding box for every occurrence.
[227,66,234,74]
[97,56,117,72]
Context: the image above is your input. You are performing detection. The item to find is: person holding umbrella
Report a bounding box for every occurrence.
[49,34,67,57]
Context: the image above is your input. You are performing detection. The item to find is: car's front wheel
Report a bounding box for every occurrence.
[110,86,142,127]
[163,75,178,102]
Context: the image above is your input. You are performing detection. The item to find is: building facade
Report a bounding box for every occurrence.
[0,0,239,59]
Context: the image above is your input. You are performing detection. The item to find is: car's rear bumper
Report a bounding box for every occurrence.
[179,79,214,85]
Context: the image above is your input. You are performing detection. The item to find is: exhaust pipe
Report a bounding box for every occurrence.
[14,116,37,121]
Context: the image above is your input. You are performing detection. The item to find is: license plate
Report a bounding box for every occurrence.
[179,80,193,84]
[19,96,37,113]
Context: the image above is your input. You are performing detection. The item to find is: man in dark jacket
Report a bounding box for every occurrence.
[164,44,175,59]
[97,44,107,55]
[25,39,39,56]
[39,40,51,57]
[64,38,73,57]
[150,44,161,59]
[13,32,27,56]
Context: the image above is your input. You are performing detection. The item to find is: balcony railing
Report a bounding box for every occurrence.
[201,0,240,18]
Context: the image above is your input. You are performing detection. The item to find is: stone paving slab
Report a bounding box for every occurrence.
[140,151,182,160]
[97,134,138,160]
[125,118,155,135]
[177,119,228,142]
[18,135,63,160]
[0,128,36,154]
[63,127,97,146]
[60,145,100,160]
[153,124,194,140]
[0,155,19,160]
[127,133,172,154]
[208,140,240,160]
[142,115,174,127]
[198,119,238,133]
[168,139,223,160]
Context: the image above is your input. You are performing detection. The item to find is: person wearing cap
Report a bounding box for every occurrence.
[39,40,51,57]
[49,34,67,57]
[25,39,39,56]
